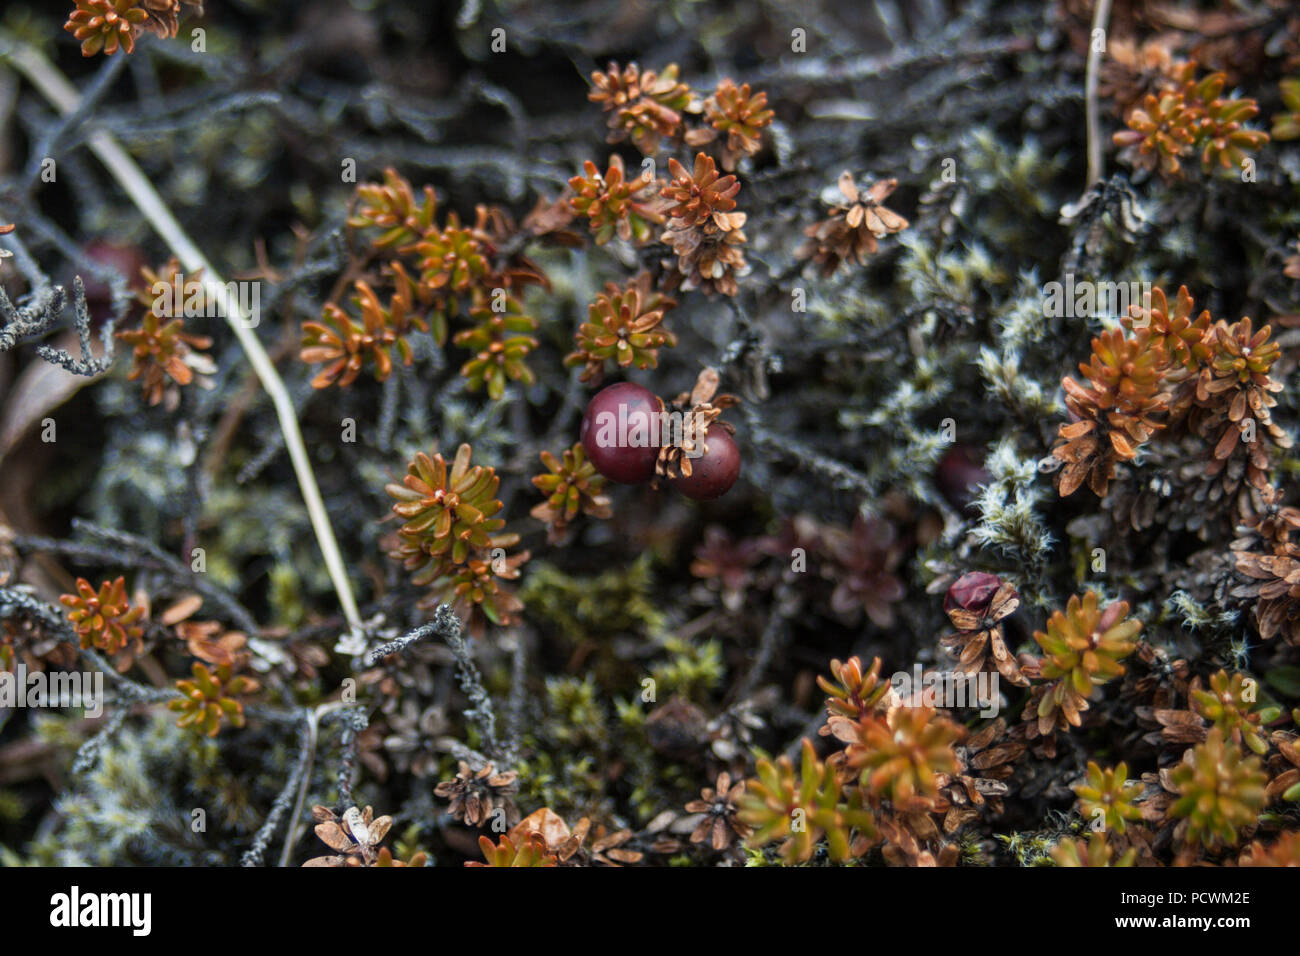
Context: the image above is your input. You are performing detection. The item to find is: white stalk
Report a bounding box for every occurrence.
[1084,0,1113,187]
[1,37,362,634]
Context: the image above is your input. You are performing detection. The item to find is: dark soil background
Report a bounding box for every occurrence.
[0,0,1298,868]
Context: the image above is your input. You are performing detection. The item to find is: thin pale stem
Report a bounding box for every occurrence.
[0,34,362,635]
[1085,0,1113,187]
[279,699,355,866]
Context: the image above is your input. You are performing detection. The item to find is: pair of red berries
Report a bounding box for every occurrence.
[580,382,741,500]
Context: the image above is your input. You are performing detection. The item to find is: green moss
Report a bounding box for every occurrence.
[649,636,724,702]
[520,554,666,645]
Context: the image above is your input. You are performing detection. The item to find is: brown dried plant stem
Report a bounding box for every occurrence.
[0,33,363,636]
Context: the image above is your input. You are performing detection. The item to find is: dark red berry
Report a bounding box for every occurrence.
[944,571,1003,617]
[80,240,145,283]
[644,697,708,759]
[933,444,990,511]
[580,382,664,484]
[77,241,148,323]
[670,424,740,501]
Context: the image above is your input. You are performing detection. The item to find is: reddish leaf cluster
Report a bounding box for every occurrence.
[64,0,201,57]
[1233,485,1300,647]
[568,155,666,246]
[798,173,909,276]
[306,168,566,395]
[117,262,216,409]
[1112,60,1270,177]
[587,63,772,169]
[564,274,677,385]
[658,152,750,297]
[1053,285,1289,502]
[385,443,529,635]
[588,62,693,156]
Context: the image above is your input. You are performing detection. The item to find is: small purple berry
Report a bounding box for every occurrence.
[580,382,664,484]
[670,425,740,501]
[944,571,1003,617]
